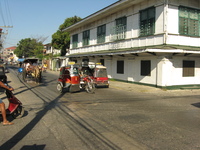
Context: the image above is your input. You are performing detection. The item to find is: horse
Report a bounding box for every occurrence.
[23,65,42,83]
[31,66,42,83]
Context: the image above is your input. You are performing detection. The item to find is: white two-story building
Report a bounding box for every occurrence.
[63,0,200,89]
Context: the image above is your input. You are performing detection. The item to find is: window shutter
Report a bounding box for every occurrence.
[140,7,155,36]
[72,34,78,48]
[183,60,195,77]
[179,6,200,36]
[141,60,151,76]
[117,60,124,74]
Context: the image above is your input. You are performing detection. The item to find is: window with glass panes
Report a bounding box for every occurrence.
[83,30,90,46]
[179,6,200,36]
[97,24,106,43]
[72,34,78,48]
[140,7,155,36]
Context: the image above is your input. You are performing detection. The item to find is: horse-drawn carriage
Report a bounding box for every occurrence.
[22,58,42,83]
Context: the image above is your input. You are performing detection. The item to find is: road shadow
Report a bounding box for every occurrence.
[0,82,63,150]
[20,144,45,150]
[191,102,200,108]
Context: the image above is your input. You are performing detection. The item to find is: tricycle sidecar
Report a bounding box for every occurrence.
[57,62,80,93]
[57,62,96,94]
[92,63,109,88]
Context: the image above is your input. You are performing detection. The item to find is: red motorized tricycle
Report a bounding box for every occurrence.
[91,63,109,88]
[0,66,24,119]
[5,88,24,119]
[56,62,95,94]
[0,84,24,119]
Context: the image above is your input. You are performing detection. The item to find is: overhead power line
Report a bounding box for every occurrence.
[0,1,6,26]
[0,26,13,28]
[4,0,13,25]
[0,0,13,48]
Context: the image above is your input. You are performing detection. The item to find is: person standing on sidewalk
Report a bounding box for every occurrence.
[0,81,14,125]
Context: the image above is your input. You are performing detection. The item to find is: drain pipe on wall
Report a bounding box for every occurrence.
[163,0,169,44]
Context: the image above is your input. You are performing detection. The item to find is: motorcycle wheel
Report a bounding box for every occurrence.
[85,80,95,93]
[57,83,63,93]
[79,84,85,91]
[12,106,25,119]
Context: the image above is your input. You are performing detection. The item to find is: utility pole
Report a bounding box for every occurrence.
[0,25,13,45]
[0,26,13,61]
[0,26,13,28]
[0,25,13,35]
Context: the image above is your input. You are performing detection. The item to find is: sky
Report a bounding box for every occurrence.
[0,0,118,48]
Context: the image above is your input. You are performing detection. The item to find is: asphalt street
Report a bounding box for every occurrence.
[0,68,200,150]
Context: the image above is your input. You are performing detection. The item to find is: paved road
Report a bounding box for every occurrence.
[0,68,200,150]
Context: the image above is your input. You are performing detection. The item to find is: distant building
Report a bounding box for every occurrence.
[43,43,61,55]
[2,46,16,63]
[43,43,66,71]
[63,0,200,89]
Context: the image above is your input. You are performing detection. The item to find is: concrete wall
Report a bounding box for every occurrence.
[69,2,167,54]
[108,56,157,85]
[169,56,200,86]
[70,1,200,53]
[74,54,200,87]
[167,4,200,47]
[67,0,200,87]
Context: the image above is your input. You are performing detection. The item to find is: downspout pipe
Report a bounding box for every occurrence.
[164,0,169,44]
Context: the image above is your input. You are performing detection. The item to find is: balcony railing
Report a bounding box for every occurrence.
[97,34,105,43]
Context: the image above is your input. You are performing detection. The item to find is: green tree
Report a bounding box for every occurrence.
[52,16,82,56]
[14,38,43,58]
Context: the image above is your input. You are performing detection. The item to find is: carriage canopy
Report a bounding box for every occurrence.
[23,58,39,64]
